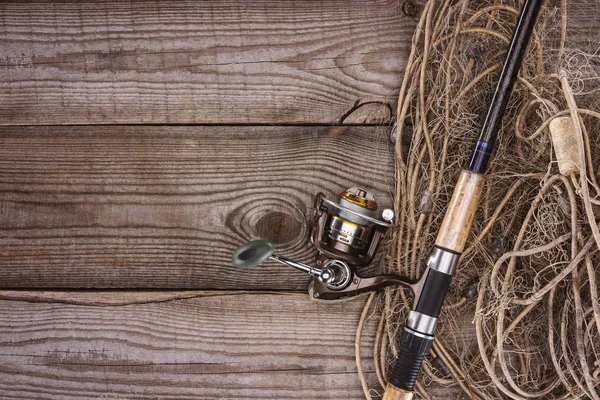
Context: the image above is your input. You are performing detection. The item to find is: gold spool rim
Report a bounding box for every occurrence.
[340,191,378,210]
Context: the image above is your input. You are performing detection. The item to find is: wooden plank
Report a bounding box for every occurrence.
[0,291,382,400]
[0,291,469,399]
[0,125,395,289]
[0,0,417,125]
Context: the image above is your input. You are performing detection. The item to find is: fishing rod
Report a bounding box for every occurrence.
[230,0,543,396]
[383,0,544,398]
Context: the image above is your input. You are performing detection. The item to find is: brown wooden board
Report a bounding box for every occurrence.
[0,291,380,399]
[0,290,466,400]
[0,0,419,125]
[0,125,395,289]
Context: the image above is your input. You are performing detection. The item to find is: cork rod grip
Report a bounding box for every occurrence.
[382,384,414,400]
[434,170,484,253]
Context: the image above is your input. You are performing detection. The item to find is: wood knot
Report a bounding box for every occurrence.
[255,211,302,245]
[402,1,419,17]
[338,100,392,124]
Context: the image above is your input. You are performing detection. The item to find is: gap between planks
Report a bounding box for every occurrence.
[0,289,312,307]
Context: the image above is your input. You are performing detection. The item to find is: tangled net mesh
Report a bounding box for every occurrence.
[356,0,600,398]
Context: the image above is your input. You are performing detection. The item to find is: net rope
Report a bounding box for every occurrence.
[356,0,600,398]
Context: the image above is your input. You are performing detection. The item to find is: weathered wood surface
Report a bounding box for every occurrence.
[1,0,597,126]
[0,0,418,125]
[2,2,596,399]
[0,291,380,399]
[0,290,467,400]
[0,125,395,289]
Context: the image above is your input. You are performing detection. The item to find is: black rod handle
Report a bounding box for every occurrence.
[388,329,434,391]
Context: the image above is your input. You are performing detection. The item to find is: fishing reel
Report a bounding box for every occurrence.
[232,188,414,300]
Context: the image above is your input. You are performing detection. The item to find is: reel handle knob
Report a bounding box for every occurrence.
[231,240,275,269]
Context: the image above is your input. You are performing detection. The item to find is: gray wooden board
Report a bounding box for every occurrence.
[1,1,597,399]
[0,291,377,400]
[0,0,417,125]
[0,125,395,289]
[0,291,465,400]
[1,0,598,126]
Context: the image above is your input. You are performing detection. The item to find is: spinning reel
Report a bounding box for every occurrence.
[232,188,414,300]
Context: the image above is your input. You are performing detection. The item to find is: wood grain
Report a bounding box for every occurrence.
[0,125,395,289]
[0,290,470,399]
[0,291,381,400]
[0,0,416,125]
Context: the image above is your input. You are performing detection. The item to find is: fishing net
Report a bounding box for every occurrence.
[356,0,600,398]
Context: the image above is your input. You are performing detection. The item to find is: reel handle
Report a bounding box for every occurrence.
[268,254,324,278]
[231,240,349,288]
[232,240,416,298]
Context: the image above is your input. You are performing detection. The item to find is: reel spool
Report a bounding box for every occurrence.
[231,188,408,301]
[312,188,394,267]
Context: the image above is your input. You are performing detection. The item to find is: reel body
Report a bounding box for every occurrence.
[309,188,396,299]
